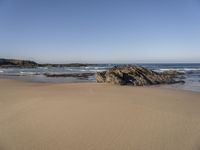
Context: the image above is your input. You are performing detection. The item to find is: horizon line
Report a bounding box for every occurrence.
[1,58,200,64]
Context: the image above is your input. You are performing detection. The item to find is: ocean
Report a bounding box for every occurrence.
[0,63,200,92]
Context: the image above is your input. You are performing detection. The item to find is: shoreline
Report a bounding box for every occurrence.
[0,76,199,93]
[1,63,200,92]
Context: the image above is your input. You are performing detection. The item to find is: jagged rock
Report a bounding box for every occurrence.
[96,71,106,83]
[96,65,184,86]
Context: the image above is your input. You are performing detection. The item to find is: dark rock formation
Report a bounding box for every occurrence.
[96,65,184,86]
[44,73,94,79]
[0,59,38,68]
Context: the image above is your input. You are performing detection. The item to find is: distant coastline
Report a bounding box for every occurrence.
[0,58,97,68]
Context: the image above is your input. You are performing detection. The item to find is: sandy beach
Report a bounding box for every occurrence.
[0,79,200,150]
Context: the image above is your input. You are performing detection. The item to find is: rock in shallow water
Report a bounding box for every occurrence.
[161,70,185,77]
[96,65,184,86]
[44,73,94,79]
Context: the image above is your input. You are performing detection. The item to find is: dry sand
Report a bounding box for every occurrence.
[0,78,200,150]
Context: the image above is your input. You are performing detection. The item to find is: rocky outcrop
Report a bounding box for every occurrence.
[0,59,38,68]
[44,73,94,79]
[96,65,184,86]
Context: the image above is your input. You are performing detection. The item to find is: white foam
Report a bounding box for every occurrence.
[90,69,106,72]
[158,68,200,72]
[80,70,87,72]
[159,68,178,71]
[183,68,200,71]
[20,72,35,75]
[94,67,108,69]
[0,70,4,73]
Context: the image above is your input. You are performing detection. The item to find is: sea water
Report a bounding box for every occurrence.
[0,63,200,92]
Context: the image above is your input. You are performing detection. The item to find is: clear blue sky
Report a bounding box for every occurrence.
[0,0,200,63]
